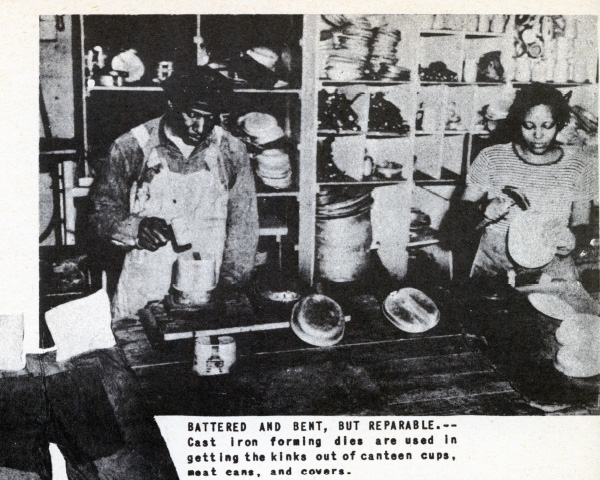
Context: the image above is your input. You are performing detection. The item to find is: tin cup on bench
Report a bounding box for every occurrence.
[173,254,216,305]
[193,335,237,376]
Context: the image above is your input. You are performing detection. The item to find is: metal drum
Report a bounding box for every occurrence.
[316,193,373,282]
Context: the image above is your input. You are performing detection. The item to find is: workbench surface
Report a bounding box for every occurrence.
[113,285,599,416]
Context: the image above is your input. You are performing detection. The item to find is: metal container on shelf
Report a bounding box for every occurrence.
[463,58,478,83]
[531,60,546,83]
[478,15,491,33]
[554,58,569,84]
[544,58,556,83]
[490,15,506,34]
[316,194,373,283]
[515,56,532,83]
[466,15,479,32]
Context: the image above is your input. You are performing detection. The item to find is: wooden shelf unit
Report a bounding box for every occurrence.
[58,14,597,285]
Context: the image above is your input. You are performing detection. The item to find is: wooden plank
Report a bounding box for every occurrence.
[243,335,468,367]
[388,390,538,416]
[133,357,517,417]
[127,333,472,378]
[382,371,515,405]
[366,351,494,378]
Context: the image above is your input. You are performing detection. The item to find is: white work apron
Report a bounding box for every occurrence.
[112,128,229,320]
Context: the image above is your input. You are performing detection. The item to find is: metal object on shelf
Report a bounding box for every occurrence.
[368,92,410,135]
[153,61,174,84]
[316,193,373,282]
[111,49,145,83]
[194,35,210,66]
[85,46,106,77]
[490,15,507,34]
[75,14,598,290]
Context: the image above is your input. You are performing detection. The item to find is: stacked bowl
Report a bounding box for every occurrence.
[238,112,292,189]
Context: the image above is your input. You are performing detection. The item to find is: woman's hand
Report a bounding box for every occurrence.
[484,196,513,222]
[554,226,576,257]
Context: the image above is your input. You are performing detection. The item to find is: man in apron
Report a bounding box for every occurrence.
[90,67,259,320]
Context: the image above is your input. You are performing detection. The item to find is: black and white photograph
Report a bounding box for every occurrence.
[1,4,599,479]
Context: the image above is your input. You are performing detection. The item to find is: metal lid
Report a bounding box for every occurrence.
[291,294,345,347]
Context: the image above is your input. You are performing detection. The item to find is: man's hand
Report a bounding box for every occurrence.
[137,217,172,251]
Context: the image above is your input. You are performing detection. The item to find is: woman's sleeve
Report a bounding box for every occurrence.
[463,149,493,202]
[574,154,598,203]
[466,149,492,191]
[571,154,597,227]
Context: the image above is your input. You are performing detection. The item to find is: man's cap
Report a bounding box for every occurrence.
[161,66,234,113]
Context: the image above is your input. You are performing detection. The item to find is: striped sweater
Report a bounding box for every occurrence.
[466,143,596,234]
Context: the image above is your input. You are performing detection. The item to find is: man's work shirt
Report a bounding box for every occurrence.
[89,116,259,286]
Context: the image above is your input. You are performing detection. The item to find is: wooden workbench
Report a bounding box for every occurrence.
[111,284,598,416]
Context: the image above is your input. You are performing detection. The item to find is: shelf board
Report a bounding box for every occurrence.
[415,129,488,136]
[42,291,89,299]
[407,238,440,248]
[257,191,299,197]
[419,81,467,86]
[465,32,507,39]
[415,131,438,136]
[317,130,362,136]
[318,180,406,186]
[419,30,509,38]
[89,85,163,92]
[473,82,505,86]
[234,88,301,94]
[89,85,302,94]
[512,81,594,88]
[414,179,460,186]
[259,226,289,237]
[320,79,411,86]
[419,81,506,87]
[69,184,299,198]
[415,130,468,135]
[40,149,78,156]
[443,130,469,135]
[366,132,410,138]
[420,30,462,36]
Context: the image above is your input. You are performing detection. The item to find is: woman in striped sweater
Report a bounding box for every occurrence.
[462,83,595,280]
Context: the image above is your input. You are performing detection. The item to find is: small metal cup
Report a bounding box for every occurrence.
[193,335,236,376]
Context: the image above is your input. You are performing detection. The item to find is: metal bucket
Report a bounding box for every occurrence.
[316,207,373,282]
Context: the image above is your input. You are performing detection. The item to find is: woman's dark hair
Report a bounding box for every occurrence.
[505,83,572,140]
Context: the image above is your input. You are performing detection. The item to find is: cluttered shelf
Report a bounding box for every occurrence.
[88,85,301,94]
[320,80,412,86]
[257,191,298,198]
[36,15,600,429]
[318,180,406,187]
[317,130,362,136]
